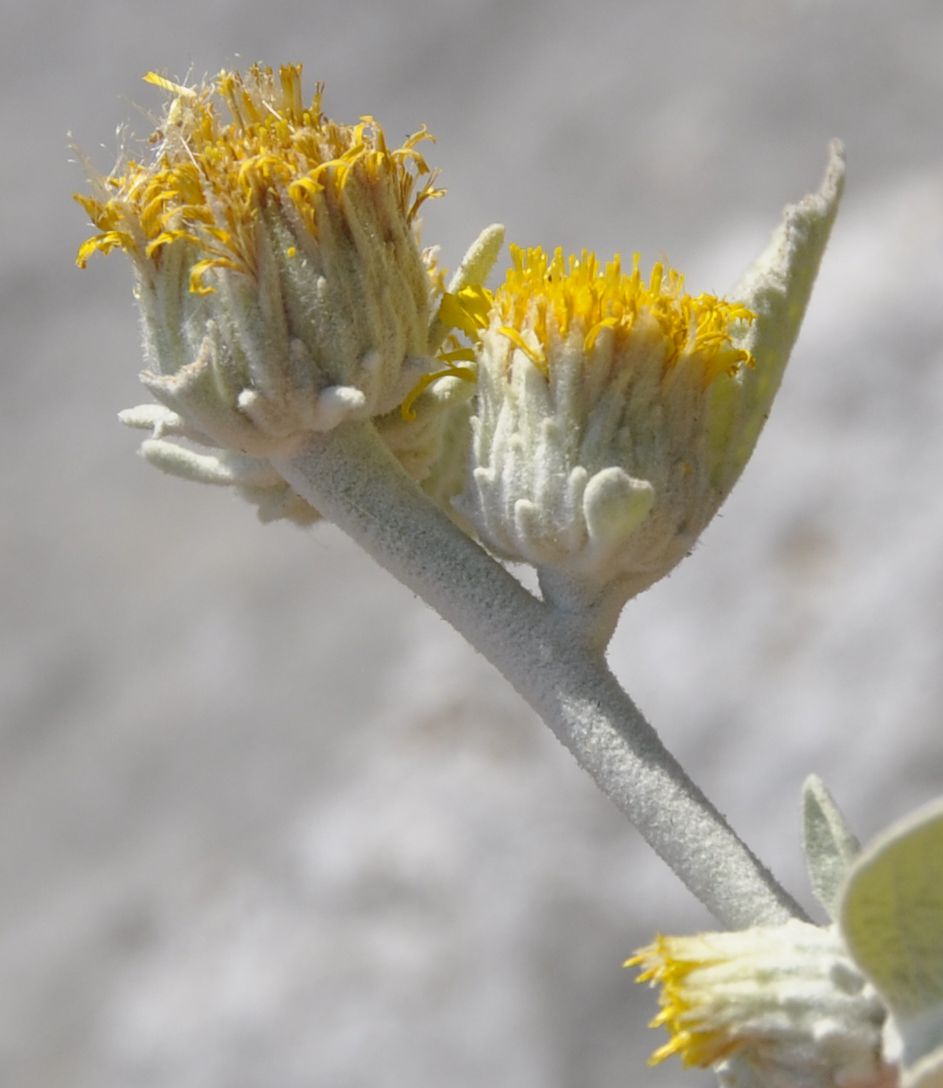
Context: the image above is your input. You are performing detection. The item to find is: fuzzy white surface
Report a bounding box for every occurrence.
[3,1,942,1085]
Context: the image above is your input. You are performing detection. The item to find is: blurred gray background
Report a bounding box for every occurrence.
[3,0,942,1085]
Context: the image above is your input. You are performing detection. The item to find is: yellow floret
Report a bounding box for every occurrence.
[627,935,747,1068]
[75,64,443,291]
[494,245,755,384]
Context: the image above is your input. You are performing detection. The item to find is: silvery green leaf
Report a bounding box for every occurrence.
[802,774,860,918]
[839,797,943,1088]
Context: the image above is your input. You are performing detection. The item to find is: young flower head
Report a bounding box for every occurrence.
[75,64,451,461]
[457,143,845,625]
[628,921,892,1088]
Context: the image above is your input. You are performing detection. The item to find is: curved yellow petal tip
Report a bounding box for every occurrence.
[142,70,196,97]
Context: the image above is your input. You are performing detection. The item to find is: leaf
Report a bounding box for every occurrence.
[839,797,943,1088]
[801,774,860,918]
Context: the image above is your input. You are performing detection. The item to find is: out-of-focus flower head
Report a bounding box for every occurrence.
[629,920,891,1088]
[628,783,943,1088]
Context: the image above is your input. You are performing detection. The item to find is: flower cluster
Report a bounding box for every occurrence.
[75,63,842,609]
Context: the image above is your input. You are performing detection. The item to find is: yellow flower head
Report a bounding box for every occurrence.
[457,145,844,625]
[458,245,759,607]
[75,65,449,459]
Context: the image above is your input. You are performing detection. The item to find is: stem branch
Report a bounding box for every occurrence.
[274,421,804,928]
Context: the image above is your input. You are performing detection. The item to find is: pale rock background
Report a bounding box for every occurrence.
[2,1,942,1085]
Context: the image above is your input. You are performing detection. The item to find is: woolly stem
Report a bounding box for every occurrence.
[274,421,804,928]
[536,567,631,653]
